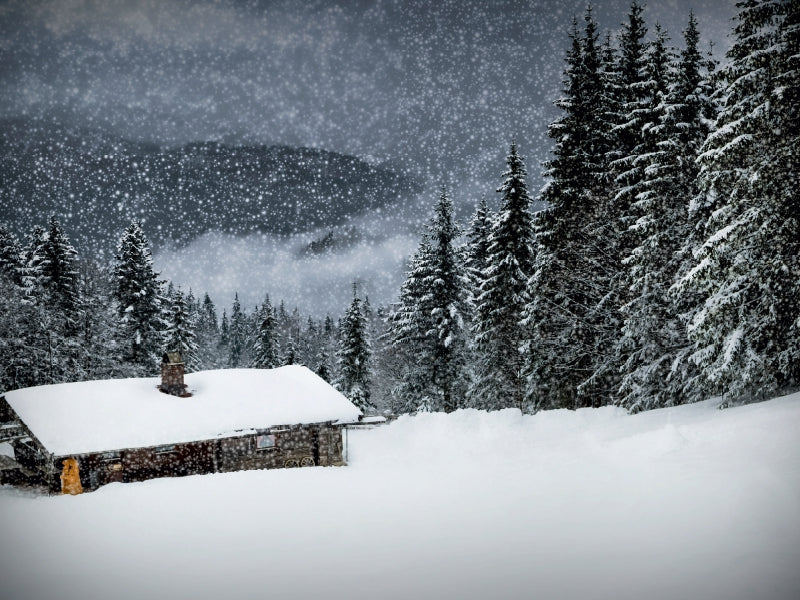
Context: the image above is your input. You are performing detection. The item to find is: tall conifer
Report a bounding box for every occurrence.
[113,221,164,374]
[336,284,373,411]
[679,0,800,402]
[473,143,533,411]
[525,8,613,410]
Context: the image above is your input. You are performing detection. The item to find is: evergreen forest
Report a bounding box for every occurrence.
[1,0,797,415]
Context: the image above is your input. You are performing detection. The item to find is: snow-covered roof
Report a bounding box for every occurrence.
[3,366,362,456]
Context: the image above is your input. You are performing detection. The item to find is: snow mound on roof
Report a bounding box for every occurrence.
[4,366,361,456]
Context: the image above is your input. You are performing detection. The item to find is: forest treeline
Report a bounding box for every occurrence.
[385,0,799,413]
[1,1,797,415]
[0,217,378,411]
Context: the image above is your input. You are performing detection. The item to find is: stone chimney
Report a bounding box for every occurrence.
[160,352,187,396]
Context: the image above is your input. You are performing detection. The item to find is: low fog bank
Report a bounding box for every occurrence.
[155,228,417,317]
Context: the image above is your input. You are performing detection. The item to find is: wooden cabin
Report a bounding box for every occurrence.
[0,365,361,494]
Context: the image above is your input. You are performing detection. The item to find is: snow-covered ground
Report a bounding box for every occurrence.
[1,395,799,600]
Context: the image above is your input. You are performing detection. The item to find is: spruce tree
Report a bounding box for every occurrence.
[113,221,164,375]
[473,143,534,411]
[610,22,673,409]
[300,316,318,369]
[0,273,37,391]
[387,235,437,412]
[679,0,800,403]
[464,196,492,308]
[0,224,23,286]
[218,308,230,365]
[583,3,653,404]
[227,293,247,368]
[283,337,298,365]
[389,189,470,413]
[525,9,613,411]
[608,1,649,168]
[75,260,119,381]
[252,294,280,369]
[196,292,220,369]
[618,13,716,411]
[0,228,34,390]
[21,225,47,296]
[315,348,332,383]
[425,188,470,412]
[39,217,78,311]
[336,284,374,412]
[164,288,200,372]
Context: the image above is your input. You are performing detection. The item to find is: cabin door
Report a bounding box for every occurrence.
[60,458,83,495]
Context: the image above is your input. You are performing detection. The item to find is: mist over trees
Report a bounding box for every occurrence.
[1,0,797,416]
[0,218,370,405]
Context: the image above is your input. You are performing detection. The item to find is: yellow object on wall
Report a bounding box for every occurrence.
[60,458,83,495]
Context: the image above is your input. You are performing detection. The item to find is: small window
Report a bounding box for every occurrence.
[256,434,276,450]
[155,444,176,455]
[101,451,121,461]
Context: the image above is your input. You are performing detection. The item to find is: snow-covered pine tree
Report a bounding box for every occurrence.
[618,13,716,412]
[315,314,336,380]
[75,260,119,381]
[0,225,31,390]
[252,294,280,369]
[0,227,32,390]
[582,3,653,404]
[41,218,83,373]
[282,337,298,366]
[112,221,165,375]
[425,188,470,412]
[336,283,374,412]
[363,297,393,412]
[21,224,47,296]
[198,293,219,335]
[387,235,436,412]
[3,220,91,386]
[680,0,800,403]
[0,270,37,391]
[609,22,673,408]
[473,143,534,411]
[0,224,23,286]
[390,188,470,413]
[608,1,649,170]
[300,316,318,369]
[163,288,200,372]
[525,9,613,411]
[464,195,492,308]
[194,292,219,368]
[227,293,247,368]
[218,308,230,363]
[315,346,332,383]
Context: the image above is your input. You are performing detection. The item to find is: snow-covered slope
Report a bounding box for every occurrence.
[4,366,361,455]
[1,395,799,600]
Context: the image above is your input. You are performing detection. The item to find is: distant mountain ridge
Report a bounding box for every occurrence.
[0,117,421,255]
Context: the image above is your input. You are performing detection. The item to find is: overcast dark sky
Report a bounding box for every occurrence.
[1,0,736,205]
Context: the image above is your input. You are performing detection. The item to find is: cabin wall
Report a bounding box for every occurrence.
[218,425,344,472]
[1,397,55,489]
[120,440,215,484]
[53,424,346,493]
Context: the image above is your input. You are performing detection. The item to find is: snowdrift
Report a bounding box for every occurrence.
[1,395,798,600]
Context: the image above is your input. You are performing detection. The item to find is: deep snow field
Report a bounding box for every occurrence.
[1,395,799,600]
